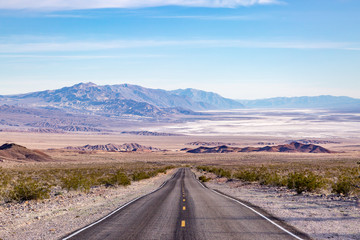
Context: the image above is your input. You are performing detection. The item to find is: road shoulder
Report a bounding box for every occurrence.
[195,170,360,240]
[0,169,176,240]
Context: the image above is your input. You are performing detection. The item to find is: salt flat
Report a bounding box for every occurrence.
[148,109,360,139]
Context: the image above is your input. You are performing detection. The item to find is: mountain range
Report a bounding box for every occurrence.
[238,95,360,110]
[0,82,243,117]
[0,83,359,121]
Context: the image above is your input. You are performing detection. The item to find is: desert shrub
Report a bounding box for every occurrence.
[61,173,92,192]
[132,171,151,181]
[0,174,11,188]
[332,177,354,196]
[234,170,259,182]
[197,166,211,172]
[259,172,287,187]
[287,172,324,194]
[101,171,131,187]
[8,178,50,202]
[131,166,174,182]
[199,175,210,182]
[212,168,232,178]
[197,166,231,179]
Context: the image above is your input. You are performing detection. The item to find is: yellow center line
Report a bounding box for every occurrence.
[183,206,186,210]
[183,199,185,202]
[181,220,186,227]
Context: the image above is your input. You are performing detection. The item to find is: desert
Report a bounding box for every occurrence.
[1,1,360,239]
[1,108,360,239]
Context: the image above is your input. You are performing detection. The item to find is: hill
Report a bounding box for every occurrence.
[186,142,333,153]
[0,143,52,162]
[65,143,161,152]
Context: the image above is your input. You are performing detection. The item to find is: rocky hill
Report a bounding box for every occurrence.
[65,143,161,152]
[186,142,333,153]
[0,143,52,162]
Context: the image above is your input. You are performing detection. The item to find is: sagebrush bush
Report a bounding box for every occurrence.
[101,171,131,187]
[131,166,174,182]
[234,170,259,182]
[132,171,151,181]
[332,177,353,196]
[287,172,324,194]
[197,166,231,178]
[259,172,287,187]
[0,168,11,188]
[8,178,50,202]
[199,175,210,182]
[61,173,92,192]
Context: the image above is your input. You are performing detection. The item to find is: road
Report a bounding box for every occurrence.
[64,168,306,240]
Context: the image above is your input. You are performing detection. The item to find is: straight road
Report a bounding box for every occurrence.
[64,168,306,240]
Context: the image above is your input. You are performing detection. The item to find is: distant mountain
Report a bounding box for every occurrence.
[0,104,105,132]
[171,88,244,110]
[239,95,360,110]
[0,83,244,118]
[186,142,333,154]
[65,143,161,152]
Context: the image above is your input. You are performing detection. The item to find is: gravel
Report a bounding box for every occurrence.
[203,177,360,240]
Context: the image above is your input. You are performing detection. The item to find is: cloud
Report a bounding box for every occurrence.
[0,0,282,10]
[0,39,359,53]
[152,15,259,20]
[0,54,164,59]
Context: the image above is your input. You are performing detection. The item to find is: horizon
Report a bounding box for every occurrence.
[0,0,359,99]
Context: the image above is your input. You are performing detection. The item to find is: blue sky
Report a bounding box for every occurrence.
[0,0,359,99]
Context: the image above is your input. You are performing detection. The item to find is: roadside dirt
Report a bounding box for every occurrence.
[0,169,176,240]
[199,174,360,240]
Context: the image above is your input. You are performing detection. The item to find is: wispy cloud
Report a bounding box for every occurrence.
[152,15,260,21]
[0,54,165,59]
[0,0,282,10]
[0,39,359,53]
[44,14,89,18]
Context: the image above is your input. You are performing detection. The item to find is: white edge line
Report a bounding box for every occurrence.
[194,173,304,240]
[62,170,177,240]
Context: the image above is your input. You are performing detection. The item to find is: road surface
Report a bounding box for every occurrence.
[64,168,306,240]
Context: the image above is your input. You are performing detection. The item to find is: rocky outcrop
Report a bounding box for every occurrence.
[65,143,161,152]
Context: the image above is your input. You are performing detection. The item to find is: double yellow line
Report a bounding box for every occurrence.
[181,185,186,227]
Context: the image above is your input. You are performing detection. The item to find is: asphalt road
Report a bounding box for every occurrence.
[64,168,306,240]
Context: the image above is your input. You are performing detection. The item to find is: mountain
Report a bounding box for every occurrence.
[0,83,244,118]
[0,104,105,132]
[186,142,333,153]
[238,95,360,110]
[171,88,244,110]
